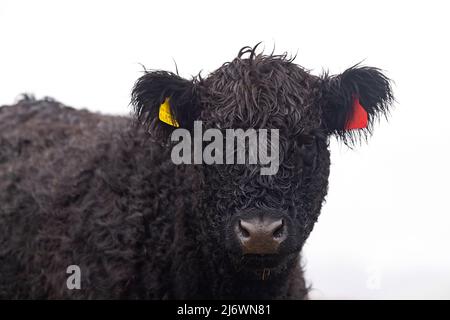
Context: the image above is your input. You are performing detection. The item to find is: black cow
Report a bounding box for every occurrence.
[0,45,393,299]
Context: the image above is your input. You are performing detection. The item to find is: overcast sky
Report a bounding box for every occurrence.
[1,0,449,299]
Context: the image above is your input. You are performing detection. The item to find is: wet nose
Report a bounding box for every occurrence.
[235,216,287,255]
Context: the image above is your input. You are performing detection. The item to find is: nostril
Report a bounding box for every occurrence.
[235,217,286,255]
[272,220,285,239]
[238,220,250,238]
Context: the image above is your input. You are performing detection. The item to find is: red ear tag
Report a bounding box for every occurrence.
[345,97,368,130]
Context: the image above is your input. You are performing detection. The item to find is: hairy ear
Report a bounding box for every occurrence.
[321,65,394,143]
[131,70,198,140]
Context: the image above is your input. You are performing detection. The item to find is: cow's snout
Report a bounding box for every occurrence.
[234,215,288,255]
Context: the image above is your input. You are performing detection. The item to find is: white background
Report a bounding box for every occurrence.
[1,0,449,299]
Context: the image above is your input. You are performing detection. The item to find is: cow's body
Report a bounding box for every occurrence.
[0,98,307,299]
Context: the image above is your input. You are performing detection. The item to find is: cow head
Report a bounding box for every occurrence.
[131,45,393,278]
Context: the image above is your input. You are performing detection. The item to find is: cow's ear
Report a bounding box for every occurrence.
[321,65,394,144]
[131,70,199,140]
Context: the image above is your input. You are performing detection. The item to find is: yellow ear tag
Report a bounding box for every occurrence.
[158,98,179,127]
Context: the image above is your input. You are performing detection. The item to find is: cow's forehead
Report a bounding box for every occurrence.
[197,55,322,132]
[204,55,316,86]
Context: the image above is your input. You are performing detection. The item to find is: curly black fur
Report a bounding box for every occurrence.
[321,64,394,144]
[0,46,393,299]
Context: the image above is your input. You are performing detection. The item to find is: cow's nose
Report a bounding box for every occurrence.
[235,216,287,255]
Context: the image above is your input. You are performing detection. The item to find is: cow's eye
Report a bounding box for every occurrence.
[297,134,315,146]
[295,134,318,172]
[301,141,317,167]
[287,134,312,172]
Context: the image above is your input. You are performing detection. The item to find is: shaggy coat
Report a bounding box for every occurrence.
[0,46,393,299]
